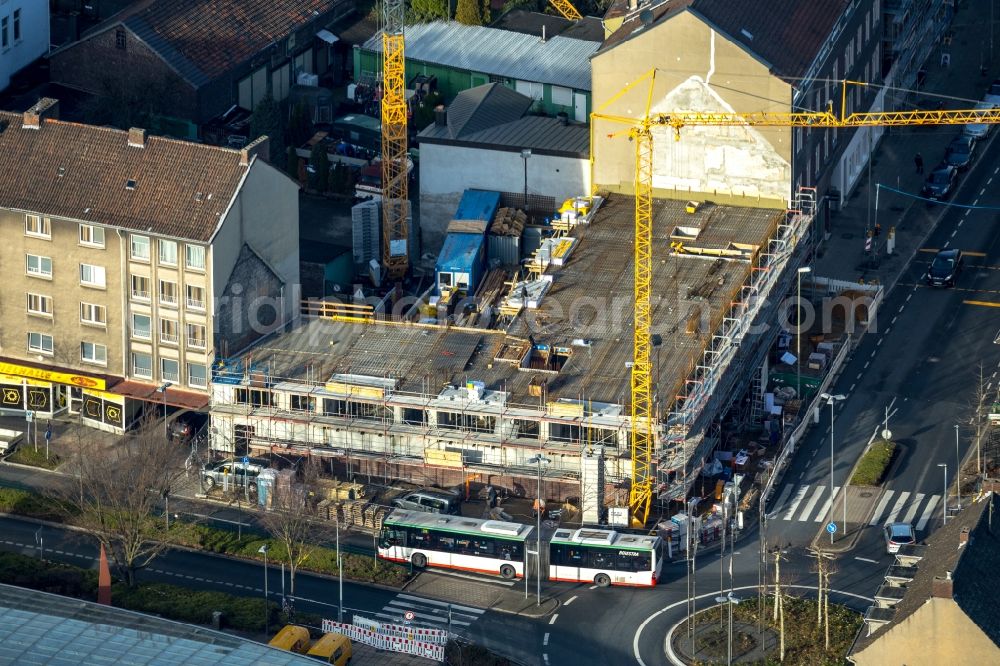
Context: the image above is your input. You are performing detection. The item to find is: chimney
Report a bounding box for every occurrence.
[434,105,447,127]
[127,127,147,148]
[22,98,60,130]
[541,25,546,43]
[959,526,970,546]
[240,135,270,166]
[932,573,954,599]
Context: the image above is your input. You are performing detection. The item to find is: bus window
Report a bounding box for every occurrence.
[591,551,613,569]
[471,538,495,556]
[616,551,651,572]
[437,535,456,551]
[410,530,433,548]
[381,529,406,548]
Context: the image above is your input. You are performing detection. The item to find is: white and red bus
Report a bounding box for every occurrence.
[548,527,661,588]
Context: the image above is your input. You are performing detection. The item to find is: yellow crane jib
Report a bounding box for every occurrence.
[381,0,409,280]
[549,0,582,21]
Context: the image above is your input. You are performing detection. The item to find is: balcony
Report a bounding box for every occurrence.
[133,365,153,379]
[160,333,179,345]
[159,294,178,307]
[132,290,150,301]
[186,297,206,310]
[187,337,206,349]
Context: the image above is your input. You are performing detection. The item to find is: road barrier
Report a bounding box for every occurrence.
[322,617,447,661]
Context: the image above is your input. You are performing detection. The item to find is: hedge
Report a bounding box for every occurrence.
[0,487,76,521]
[850,439,896,486]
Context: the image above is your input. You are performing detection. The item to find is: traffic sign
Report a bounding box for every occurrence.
[881,429,893,441]
[826,522,837,534]
[242,456,249,464]
[25,411,33,423]
[404,611,415,622]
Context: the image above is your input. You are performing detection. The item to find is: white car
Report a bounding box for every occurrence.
[884,522,916,554]
[963,100,997,139]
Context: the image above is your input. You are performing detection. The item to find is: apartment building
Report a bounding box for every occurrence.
[0,1,49,93]
[0,99,299,433]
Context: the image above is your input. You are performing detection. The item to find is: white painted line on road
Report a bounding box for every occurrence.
[944,240,950,248]
[770,484,795,516]
[184,575,193,580]
[849,383,856,392]
[54,550,64,555]
[891,315,898,325]
[798,471,805,480]
[980,188,987,196]
[864,360,871,369]
[990,178,995,185]
[543,654,550,665]
[798,485,827,521]
[589,585,598,590]
[396,594,485,615]
[855,557,879,564]
[972,199,979,206]
[195,577,204,582]
[877,337,884,347]
[783,486,810,520]
[951,230,957,238]
[901,493,926,525]
[856,372,863,380]
[549,614,559,625]
[224,582,234,586]
[958,219,964,227]
[906,293,913,302]
[885,492,912,524]
[916,495,941,531]
[544,633,550,646]
[814,487,841,522]
[564,595,577,606]
[898,304,905,313]
[869,490,895,525]
[993,166,998,174]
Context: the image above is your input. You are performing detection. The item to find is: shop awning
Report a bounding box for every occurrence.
[110,380,209,410]
[316,29,339,45]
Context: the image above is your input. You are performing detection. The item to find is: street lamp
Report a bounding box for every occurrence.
[819,393,846,543]
[938,463,948,525]
[520,149,532,208]
[258,544,270,635]
[528,453,551,606]
[796,266,812,400]
[158,382,172,439]
[954,424,962,511]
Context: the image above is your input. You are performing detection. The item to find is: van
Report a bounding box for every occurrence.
[306,632,353,665]
[391,488,461,515]
[267,624,311,654]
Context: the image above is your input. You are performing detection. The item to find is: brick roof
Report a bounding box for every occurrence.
[123,0,339,86]
[0,109,251,242]
[600,0,850,81]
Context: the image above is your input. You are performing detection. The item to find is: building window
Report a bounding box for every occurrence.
[27,293,53,317]
[28,332,53,355]
[159,280,178,306]
[130,234,150,261]
[26,254,52,278]
[25,215,50,238]
[131,313,151,340]
[131,274,150,300]
[160,318,179,344]
[186,323,207,349]
[186,284,206,310]
[132,352,153,379]
[185,244,206,271]
[13,9,20,42]
[551,85,572,107]
[80,224,105,248]
[115,28,126,50]
[2,16,8,50]
[159,239,178,266]
[80,263,106,288]
[187,362,208,388]
[161,358,180,383]
[81,342,107,366]
[81,302,107,326]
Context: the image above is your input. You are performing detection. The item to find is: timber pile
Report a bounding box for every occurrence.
[490,207,527,236]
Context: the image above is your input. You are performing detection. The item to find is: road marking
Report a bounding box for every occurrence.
[995,166,999,174]
[980,188,987,196]
[869,490,896,525]
[944,241,950,248]
[877,338,883,347]
[855,557,879,564]
[798,470,805,480]
[965,299,1000,307]
[951,230,957,238]
[898,304,905,313]
[543,654,550,665]
[798,485,827,521]
[958,219,964,227]
[770,484,795,516]
[849,383,856,392]
[549,614,559,625]
[972,199,979,206]
[54,550,64,555]
[856,372,863,380]
[544,633,550,646]
[783,485,810,520]
[564,595,577,606]
[906,293,913,302]
[885,491,912,524]
[988,178,994,185]
[223,581,234,586]
[891,315,898,325]
[184,575,193,580]
[901,493,926,524]
[864,360,870,369]
[395,594,486,615]
[916,495,941,531]
[814,487,840,522]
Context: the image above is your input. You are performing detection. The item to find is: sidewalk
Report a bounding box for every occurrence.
[402,570,558,619]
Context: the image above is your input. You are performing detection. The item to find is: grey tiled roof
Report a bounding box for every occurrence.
[420,114,589,158]
[445,83,533,139]
[361,21,598,91]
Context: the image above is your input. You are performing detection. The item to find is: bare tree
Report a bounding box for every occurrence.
[258,460,325,596]
[61,417,186,586]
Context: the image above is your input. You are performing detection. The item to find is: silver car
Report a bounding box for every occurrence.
[963,100,997,139]
[884,522,916,554]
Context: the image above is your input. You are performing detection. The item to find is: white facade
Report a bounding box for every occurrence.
[0,1,48,92]
[418,143,590,256]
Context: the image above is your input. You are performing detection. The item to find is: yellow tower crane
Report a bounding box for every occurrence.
[381,0,409,280]
[594,70,1000,526]
[549,0,582,21]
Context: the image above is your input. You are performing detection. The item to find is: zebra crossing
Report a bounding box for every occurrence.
[373,592,486,631]
[769,483,943,531]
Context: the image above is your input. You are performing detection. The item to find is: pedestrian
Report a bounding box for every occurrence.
[915,153,924,174]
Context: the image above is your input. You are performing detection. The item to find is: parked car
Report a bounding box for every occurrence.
[925,248,963,287]
[944,134,976,171]
[201,457,270,492]
[391,488,462,515]
[963,100,997,138]
[168,410,208,444]
[883,522,916,554]
[921,164,957,200]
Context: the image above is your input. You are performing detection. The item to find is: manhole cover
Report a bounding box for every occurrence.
[860,491,874,498]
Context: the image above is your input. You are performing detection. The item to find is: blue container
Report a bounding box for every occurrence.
[436,232,486,295]
[455,189,501,222]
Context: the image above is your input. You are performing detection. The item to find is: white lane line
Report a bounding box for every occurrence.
[544,633,550,646]
[864,360,871,369]
[885,327,892,335]
[549,614,559,625]
[994,166,999,174]
[906,293,913,302]
[885,491,912,524]
[544,655,550,665]
[944,240,950,248]
[855,557,879,564]
[783,485,810,520]
[798,471,805,480]
[814,487,841,522]
[972,199,979,206]
[589,585,599,590]
[987,381,993,391]
[916,495,941,531]
[396,594,485,615]
[797,485,827,521]
[980,187,987,196]
[951,230,957,238]
[891,315,898,325]
[564,596,577,606]
[869,490,896,525]
[849,383,856,392]
[958,219,964,227]
[877,338,884,347]
[898,304,905,313]
[901,493,926,524]
[990,177,995,185]
[870,349,877,357]
[770,484,795,516]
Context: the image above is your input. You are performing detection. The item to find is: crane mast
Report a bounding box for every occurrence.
[381,0,409,280]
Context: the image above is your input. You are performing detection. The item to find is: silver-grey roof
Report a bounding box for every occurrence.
[420,114,590,158]
[361,21,597,91]
[0,584,316,665]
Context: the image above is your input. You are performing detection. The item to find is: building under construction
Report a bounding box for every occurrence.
[209,191,814,521]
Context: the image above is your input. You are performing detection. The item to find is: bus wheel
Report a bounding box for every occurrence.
[500,564,516,580]
[411,552,427,569]
[594,573,611,588]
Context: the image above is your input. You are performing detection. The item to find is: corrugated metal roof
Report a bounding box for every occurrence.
[436,232,485,272]
[361,21,597,91]
[455,189,501,222]
[420,115,590,158]
[447,83,532,139]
